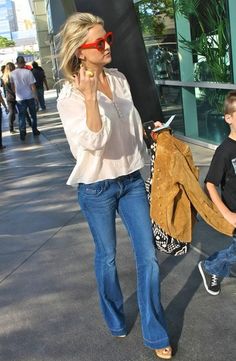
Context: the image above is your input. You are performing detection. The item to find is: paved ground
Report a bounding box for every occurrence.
[0,90,235,361]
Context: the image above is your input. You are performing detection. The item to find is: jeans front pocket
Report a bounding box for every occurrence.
[78,180,108,197]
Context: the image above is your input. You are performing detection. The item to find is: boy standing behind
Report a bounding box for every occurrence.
[199,91,236,295]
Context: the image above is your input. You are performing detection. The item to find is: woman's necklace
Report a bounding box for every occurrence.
[97,73,112,100]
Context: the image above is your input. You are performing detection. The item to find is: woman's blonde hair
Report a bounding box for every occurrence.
[57,12,104,82]
[2,62,15,84]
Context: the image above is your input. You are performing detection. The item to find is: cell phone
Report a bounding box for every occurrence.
[143,121,155,134]
[143,121,155,148]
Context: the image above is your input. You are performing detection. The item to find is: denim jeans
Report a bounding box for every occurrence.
[36,87,46,110]
[78,171,170,349]
[204,236,236,277]
[6,100,16,131]
[16,98,38,133]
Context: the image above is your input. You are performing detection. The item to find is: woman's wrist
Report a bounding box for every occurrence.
[85,97,98,105]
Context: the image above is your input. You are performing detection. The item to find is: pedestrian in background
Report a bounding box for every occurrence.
[22,63,36,126]
[31,61,49,110]
[57,12,172,360]
[2,62,17,133]
[0,88,8,149]
[199,91,236,295]
[0,65,6,97]
[10,56,40,141]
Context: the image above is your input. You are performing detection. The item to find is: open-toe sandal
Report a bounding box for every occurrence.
[155,346,172,359]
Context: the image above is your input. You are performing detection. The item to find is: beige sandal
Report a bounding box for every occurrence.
[155,346,172,359]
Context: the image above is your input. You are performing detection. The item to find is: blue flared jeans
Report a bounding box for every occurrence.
[204,236,236,277]
[77,171,170,349]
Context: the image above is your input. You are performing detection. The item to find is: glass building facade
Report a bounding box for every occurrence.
[0,0,17,40]
[133,0,236,145]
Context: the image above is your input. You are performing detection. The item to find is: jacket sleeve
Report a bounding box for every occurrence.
[175,149,235,237]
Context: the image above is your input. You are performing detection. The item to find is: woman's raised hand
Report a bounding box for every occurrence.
[73,65,98,101]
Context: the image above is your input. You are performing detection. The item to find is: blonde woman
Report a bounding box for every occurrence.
[2,62,17,133]
[57,12,172,360]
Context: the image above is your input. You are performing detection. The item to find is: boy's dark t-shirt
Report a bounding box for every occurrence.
[205,137,236,212]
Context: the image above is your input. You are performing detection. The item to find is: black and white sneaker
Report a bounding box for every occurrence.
[198,261,221,295]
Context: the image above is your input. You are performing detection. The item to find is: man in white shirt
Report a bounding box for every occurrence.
[10,56,40,140]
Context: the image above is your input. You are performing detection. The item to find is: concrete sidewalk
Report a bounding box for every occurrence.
[0,90,235,361]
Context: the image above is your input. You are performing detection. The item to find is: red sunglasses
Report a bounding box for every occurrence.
[79,32,113,51]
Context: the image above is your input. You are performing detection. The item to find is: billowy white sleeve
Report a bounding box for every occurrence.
[57,85,111,159]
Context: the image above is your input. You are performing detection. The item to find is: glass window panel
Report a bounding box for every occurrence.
[158,85,230,143]
[156,84,185,134]
[176,0,231,83]
[134,0,180,80]
[134,1,234,145]
[195,87,230,144]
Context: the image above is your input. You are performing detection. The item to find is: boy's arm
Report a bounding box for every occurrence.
[206,181,236,227]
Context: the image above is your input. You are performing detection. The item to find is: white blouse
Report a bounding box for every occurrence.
[57,68,147,186]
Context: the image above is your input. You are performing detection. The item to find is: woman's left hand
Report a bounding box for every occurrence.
[154,120,163,128]
[150,120,163,142]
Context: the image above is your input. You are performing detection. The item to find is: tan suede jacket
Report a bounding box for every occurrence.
[150,130,234,242]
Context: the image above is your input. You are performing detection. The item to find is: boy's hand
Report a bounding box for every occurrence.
[225,211,236,228]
